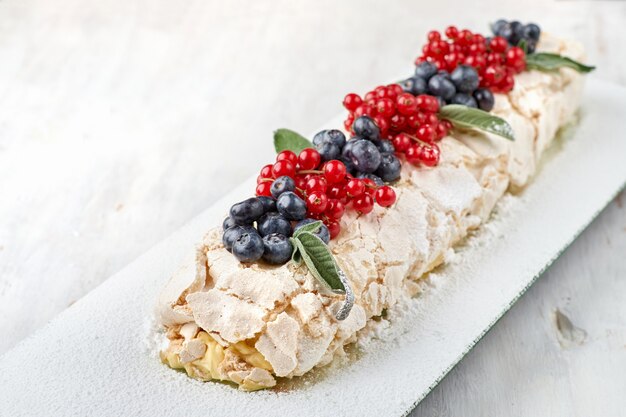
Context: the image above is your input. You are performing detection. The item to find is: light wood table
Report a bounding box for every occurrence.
[0,0,624,415]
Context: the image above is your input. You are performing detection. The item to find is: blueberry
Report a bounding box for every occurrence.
[349,139,382,174]
[341,138,358,159]
[294,219,330,244]
[373,139,395,154]
[495,22,513,41]
[257,212,292,237]
[400,76,427,95]
[229,198,264,225]
[450,65,479,94]
[473,88,495,112]
[262,233,293,264]
[232,230,264,262]
[428,74,456,101]
[414,61,438,80]
[509,21,524,45]
[523,23,541,41]
[315,141,341,162]
[437,69,452,80]
[276,191,307,221]
[222,216,237,231]
[375,153,402,183]
[352,116,380,141]
[313,129,346,149]
[222,225,256,252]
[357,173,384,186]
[270,176,295,198]
[491,19,508,36]
[257,196,276,213]
[450,93,478,108]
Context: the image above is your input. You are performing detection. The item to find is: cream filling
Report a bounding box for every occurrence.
[157,34,587,390]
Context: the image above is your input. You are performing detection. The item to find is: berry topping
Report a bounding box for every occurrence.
[352,116,380,141]
[232,230,264,263]
[276,150,298,165]
[276,191,307,221]
[229,198,264,225]
[306,191,329,214]
[450,65,480,93]
[450,93,478,108]
[324,160,347,183]
[261,233,293,264]
[473,88,495,111]
[298,148,321,170]
[257,196,277,213]
[348,139,382,173]
[222,216,237,231]
[352,194,374,215]
[375,153,402,183]
[257,212,292,237]
[272,160,296,179]
[375,185,397,207]
[222,225,256,252]
[270,176,296,198]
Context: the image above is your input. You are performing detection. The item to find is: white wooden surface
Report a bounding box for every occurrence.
[0,0,624,415]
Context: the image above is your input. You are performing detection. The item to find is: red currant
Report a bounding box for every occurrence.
[255,182,272,197]
[375,98,395,118]
[352,194,374,214]
[405,145,422,165]
[343,93,363,112]
[272,160,296,178]
[427,30,441,42]
[396,93,418,116]
[373,115,389,136]
[361,178,377,196]
[506,46,526,72]
[306,191,328,214]
[417,124,436,143]
[415,94,439,113]
[375,186,397,207]
[295,174,307,190]
[276,150,298,165]
[298,148,321,171]
[489,36,508,53]
[445,25,459,39]
[418,144,440,167]
[324,160,347,183]
[327,220,341,239]
[326,199,345,219]
[327,184,347,201]
[345,178,365,197]
[354,104,374,117]
[483,65,505,86]
[260,164,273,178]
[306,175,328,193]
[392,133,412,152]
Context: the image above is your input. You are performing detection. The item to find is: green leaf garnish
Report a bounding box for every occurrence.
[438,104,515,141]
[292,220,323,238]
[290,231,345,293]
[273,128,314,154]
[526,52,595,74]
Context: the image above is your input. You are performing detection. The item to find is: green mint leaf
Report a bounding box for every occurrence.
[274,128,314,154]
[438,104,515,141]
[292,220,323,238]
[292,231,345,293]
[290,237,302,263]
[526,52,595,74]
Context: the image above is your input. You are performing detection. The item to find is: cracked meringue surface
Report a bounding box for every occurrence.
[157,34,586,391]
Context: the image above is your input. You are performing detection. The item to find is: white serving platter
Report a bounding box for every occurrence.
[1,79,625,417]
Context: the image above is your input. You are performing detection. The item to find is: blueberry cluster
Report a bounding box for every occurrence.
[223,194,329,264]
[314,116,401,184]
[491,20,541,54]
[402,62,495,112]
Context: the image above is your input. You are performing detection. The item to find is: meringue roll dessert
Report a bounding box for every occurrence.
[157,21,593,391]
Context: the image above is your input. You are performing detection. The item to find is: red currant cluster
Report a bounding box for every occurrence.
[415,26,526,93]
[343,87,451,168]
[256,148,397,239]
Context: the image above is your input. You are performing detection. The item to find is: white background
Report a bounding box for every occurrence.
[0,0,624,415]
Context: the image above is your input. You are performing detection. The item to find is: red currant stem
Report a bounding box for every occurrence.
[259,177,274,183]
[298,169,323,175]
[404,133,435,148]
[296,187,307,196]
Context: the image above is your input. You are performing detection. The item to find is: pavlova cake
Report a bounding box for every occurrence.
[157,20,593,391]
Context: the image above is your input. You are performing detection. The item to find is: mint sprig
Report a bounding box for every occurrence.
[274,128,314,154]
[289,220,354,320]
[438,104,515,141]
[526,52,595,74]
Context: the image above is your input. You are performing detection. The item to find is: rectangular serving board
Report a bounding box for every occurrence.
[1,79,625,417]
